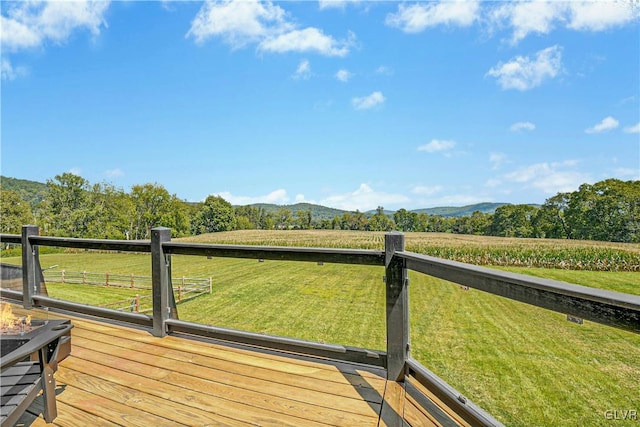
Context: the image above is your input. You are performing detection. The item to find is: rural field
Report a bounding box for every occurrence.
[2,230,639,426]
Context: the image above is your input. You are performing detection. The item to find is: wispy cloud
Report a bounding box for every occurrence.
[489,152,508,170]
[623,122,640,134]
[503,160,590,194]
[375,65,393,76]
[318,0,361,11]
[1,58,28,81]
[1,0,110,80]
[487,1,639,44]
[385,1,480,33]
[585,116,619,134]
[335,69,352,82]
[293,59,312,79]
[1,0,111,52]
[216,189,290,205]
[510,121,536,132]
[104,168,125,178]
[320,183,409,211]
[187,0,354,57]
[487,45,563,91]
[352,91,385,110]
[417,139,456,154]
[411,185,443,196]
[259,28,354,57]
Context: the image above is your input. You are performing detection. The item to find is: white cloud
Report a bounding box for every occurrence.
[486,45,562,91]
[320,183,409,211]
[335,69,352,82]
[352,91,385,110]
[585,116,619,134]
[293,59,311,79]
[612,167,640,180]
[411,185,443,196]
[318,0,360,10]
[488,1,563,44]
[104,168,125,178]
[69,167,83,176]
[489,152,507,170]
[623,122,640,134]
[567,1,638,31]
[385,1,480,33]
[417,139,456,154]
[186,0,289,47]
[510,121,536,132]
[375,65,393,76]
[488,1,639,44]
[188,0,354,57]
[1,1,110,52]
[1,58,28,81]
[503,160,591,194]
[295,194,306,203]
[259,28,353,57]
[216,189,290,205]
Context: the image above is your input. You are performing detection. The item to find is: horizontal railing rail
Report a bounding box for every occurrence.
[164,241,385,265]
[3,226,639,427]
[399,251,640,334]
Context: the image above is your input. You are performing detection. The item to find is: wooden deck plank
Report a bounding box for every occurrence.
[378,380,407,427]
[74,317,387,385]
[65,344,378,426]
[4,304,467,427]
[55,367,246,426]
[70,326,384,406]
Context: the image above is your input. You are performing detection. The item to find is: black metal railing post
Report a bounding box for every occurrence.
[385,232,409,381]
[151,227,172,337]
[21,225,39,309]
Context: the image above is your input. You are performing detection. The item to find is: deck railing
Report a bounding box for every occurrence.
[2,225,639,427]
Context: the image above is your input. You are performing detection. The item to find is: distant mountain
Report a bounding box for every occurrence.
[245,203,348,221]
[412,202,511,217]
[247,202,514,220]
[1,175,529,219]
[0,176,48,205]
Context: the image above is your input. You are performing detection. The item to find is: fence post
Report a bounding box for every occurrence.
[151,227,173,337]
[385,232,409,382]
[21,225,39,309]
[61,270,65,284]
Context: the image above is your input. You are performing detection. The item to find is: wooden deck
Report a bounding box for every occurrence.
[6,305,463,427]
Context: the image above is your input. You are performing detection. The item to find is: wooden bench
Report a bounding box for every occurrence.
[1,322,73,427]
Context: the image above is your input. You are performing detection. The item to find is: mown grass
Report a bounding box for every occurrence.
[1,230,638,426]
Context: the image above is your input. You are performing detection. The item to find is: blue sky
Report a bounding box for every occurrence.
[2,0,639,211]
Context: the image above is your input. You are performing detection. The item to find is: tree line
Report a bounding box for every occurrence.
[1,173,638,243]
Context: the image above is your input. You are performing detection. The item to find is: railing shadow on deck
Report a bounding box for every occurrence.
[2,225,639,427]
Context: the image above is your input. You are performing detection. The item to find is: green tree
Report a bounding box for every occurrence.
[533,193,571,239]
[295,209,312,230]
[46,173,91,237]
[490,205,538,237]
[130,183,188,239]
[369,206,394,231]
[193,195,237,234]
[0,189,34,234]
[565,179,640,242]
[394,209,419,232]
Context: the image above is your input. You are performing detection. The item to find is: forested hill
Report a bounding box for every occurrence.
[247,203,347,221]
[249,202,512,219]
[0,175,514,219]
[0,176,48,205]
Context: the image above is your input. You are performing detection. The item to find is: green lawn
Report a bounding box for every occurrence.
[1,234,638,426]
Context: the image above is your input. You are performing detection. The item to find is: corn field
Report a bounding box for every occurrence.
[182,230,640,271]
